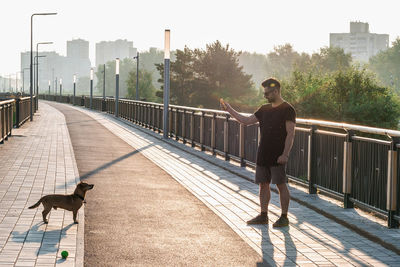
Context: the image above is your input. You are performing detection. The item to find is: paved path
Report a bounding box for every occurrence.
[48,102,263,267]
[0,103,82,266]
[55,101,400,266]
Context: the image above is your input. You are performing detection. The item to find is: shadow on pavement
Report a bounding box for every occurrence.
[11,222,75,256]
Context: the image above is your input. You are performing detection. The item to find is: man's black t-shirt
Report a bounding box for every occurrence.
[254,102,296,167]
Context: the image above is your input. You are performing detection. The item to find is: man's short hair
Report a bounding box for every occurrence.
[262,78,281,91]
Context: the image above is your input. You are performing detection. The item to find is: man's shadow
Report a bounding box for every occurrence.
[11,222,75,256]
[253,222,297,267]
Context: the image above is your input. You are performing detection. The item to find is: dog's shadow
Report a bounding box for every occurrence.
[11,222,75,256]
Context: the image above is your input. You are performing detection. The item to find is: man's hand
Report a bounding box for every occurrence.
[277,154,289,165]
[219,98,231,111]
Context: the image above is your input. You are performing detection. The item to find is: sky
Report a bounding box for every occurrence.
[1,0,399,76]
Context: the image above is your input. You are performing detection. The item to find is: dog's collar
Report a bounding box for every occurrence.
[74,193,85,201]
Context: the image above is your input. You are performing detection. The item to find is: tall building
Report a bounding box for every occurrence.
[95,39,137,67]
[67,39,89,59]
[21,38,91,94]
[330,22,389,62]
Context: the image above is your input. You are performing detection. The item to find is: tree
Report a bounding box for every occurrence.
[282,66,400,129]
[310,46,352,73]
[155,46,196,105]
[156,41,255,110]
[95,58,135,98]
[76,76,90,95]
[369,38,400,93]
[238,51,269,88]
[266,44,302,79]
[192,41,254,109]
[126,69,157,102]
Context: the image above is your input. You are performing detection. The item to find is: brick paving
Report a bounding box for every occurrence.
[0,104,82,267]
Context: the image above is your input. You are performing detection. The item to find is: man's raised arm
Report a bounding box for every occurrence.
[220,99,258,126]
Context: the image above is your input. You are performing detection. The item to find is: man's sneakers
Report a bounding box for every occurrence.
[247,213,290,227]
[246,213,268,225]
[272,215,289,227]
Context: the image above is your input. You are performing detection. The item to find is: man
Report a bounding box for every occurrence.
[220,78,296,227]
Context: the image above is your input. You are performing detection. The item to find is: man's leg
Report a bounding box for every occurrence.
[247,165,271,225]
[276,183,290,214]
[273,183,290,227]
[259,182,271,213]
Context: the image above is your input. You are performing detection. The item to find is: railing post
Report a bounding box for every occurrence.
[1,106,4,144]
[200,111,205,151]
[387,137,400,228]
[239,123,245,167]
[157,106,162,133]
[343,130,355,208]
[182,110,186,144]
[168,107,173,138]
[174,108,178,140]
[190,111,195,147]
[224,115,230,161]
[15,98,21,128]
[211,113,216,155]
[308,125,317,194]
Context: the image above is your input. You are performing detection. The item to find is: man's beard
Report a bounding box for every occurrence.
[266,97,274,103]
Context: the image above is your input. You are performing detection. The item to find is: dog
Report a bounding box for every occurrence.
[28,182,94,224]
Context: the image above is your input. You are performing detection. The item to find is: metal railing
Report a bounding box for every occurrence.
[15,96,32,127]
[39,94,400,228]
[0,99,14,143]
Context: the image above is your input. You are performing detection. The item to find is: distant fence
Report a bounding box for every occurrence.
[39,94,400,228]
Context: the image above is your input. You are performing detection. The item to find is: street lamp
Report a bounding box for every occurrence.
[36,41,53,109]
[133,52,139,100]
[163,29,170,139]
[90,68,94,109]
[30,12,57,121]
[115,58,120,117]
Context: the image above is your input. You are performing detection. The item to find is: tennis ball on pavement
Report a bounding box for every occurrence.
[61,250,69,259]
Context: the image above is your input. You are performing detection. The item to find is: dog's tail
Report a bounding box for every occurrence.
[28,198,43,209]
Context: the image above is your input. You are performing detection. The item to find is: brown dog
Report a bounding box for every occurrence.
[28,182,94,224]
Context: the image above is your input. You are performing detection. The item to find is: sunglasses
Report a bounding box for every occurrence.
[263,89,276,96]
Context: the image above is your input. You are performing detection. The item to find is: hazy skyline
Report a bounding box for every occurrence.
[1,0,399,76]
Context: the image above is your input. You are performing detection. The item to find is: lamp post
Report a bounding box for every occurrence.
[73,74,76,105]
[36,41,53,109]
[163,29,170,139]
[48,80,51,95]
[133,52,139,100]
[90,68,93,109]
[30,12,57,121]
[115,58,120,117]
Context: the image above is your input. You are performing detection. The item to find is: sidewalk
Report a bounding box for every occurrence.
[0,104,82,266]
[66,101,400,266]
